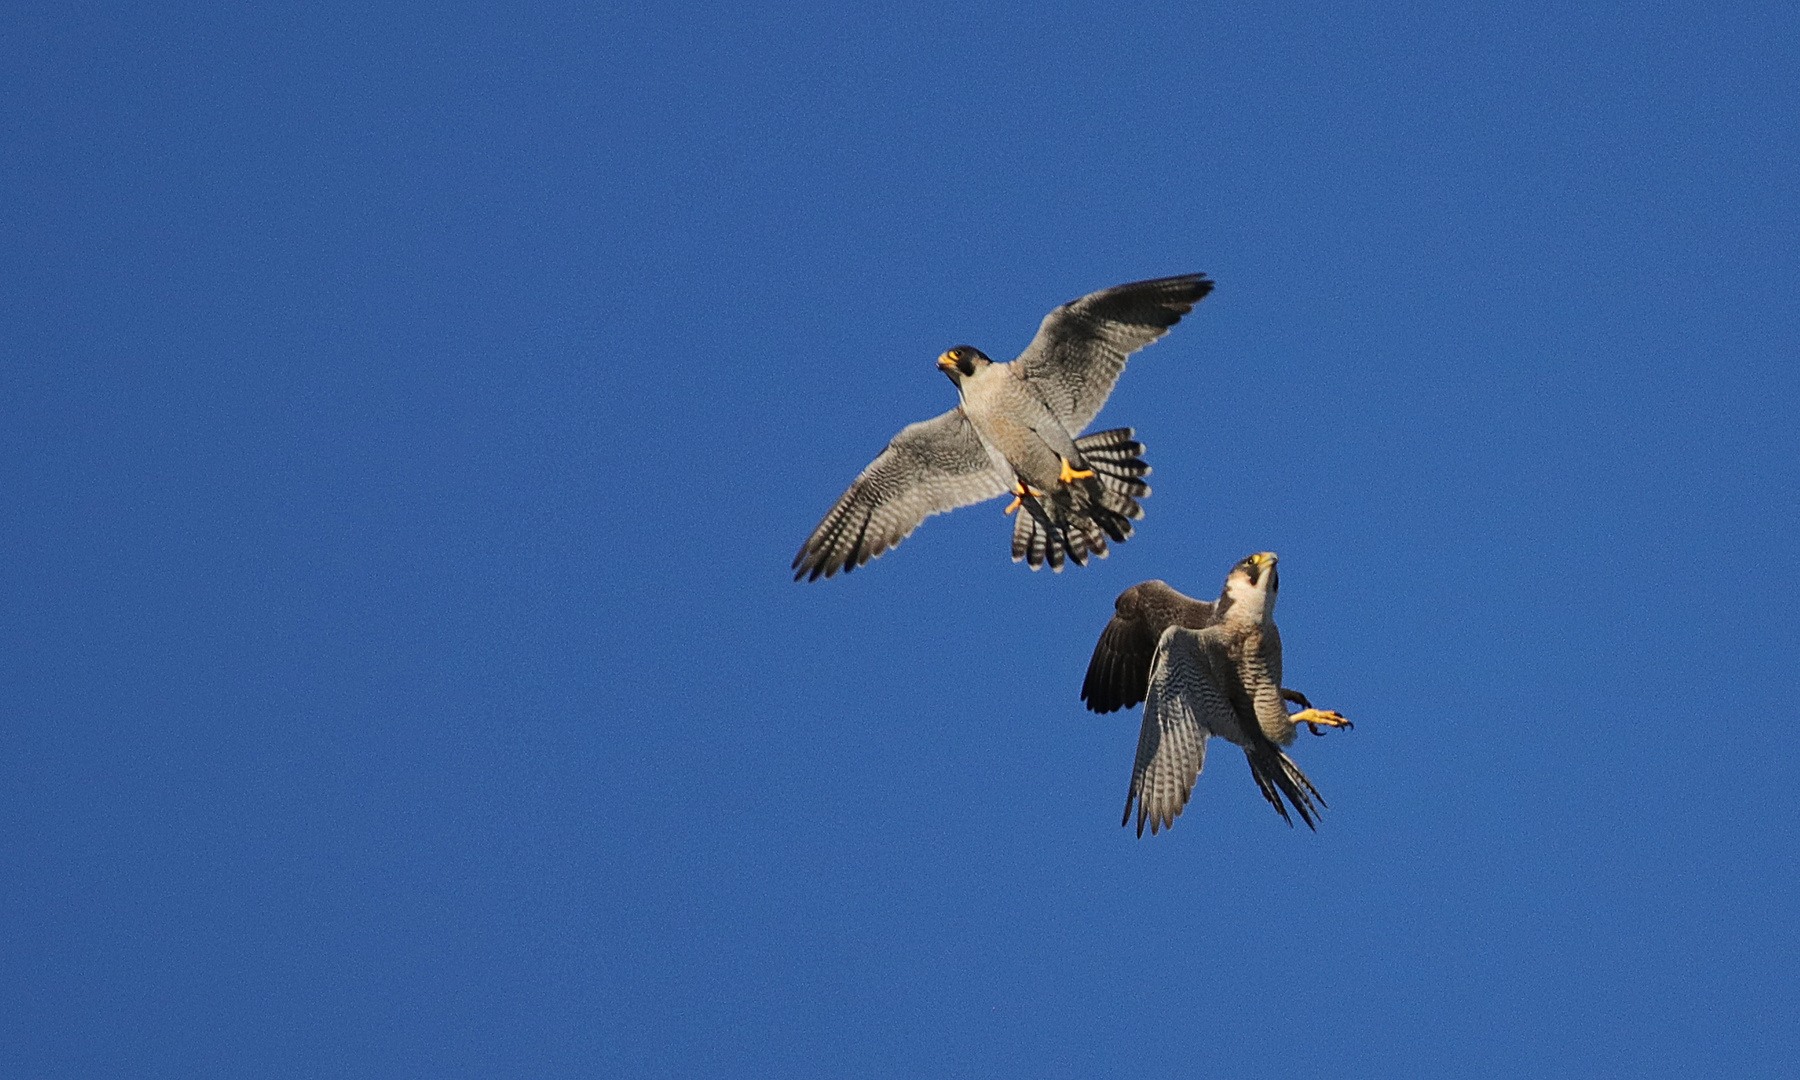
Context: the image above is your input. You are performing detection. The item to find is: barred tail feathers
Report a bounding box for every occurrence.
[1074,428,1151,502]
[1010,485,1120,570]
[1011,491,1064,571]
[1009,429,1150,571]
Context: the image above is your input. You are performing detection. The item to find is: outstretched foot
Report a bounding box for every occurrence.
[1290,708,1353,736]
[1058,458,1096,484]
[1002,480,1044,516]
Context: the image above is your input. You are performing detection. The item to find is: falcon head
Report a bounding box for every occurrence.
[936,346,991,386]
[1217,551,1279,624]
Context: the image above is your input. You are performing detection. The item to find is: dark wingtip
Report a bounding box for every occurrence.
[1079,674,1125,713]
[794,555,839,583]
[1133,273,1213,326]
[1173,275,1214,316]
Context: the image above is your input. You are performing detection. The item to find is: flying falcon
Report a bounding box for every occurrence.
[792,274,1214,580]
[1082,553,1353,836]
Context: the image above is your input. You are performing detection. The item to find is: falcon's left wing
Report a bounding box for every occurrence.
[1124,626,1238,837]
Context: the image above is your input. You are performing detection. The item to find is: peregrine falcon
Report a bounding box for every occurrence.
[1082,553,1353,836]
[792,274,1214,580]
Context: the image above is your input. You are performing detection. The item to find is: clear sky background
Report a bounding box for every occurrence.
[4,2,1798,1077]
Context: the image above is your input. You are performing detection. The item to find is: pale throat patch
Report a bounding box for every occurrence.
[1222,573,1275,624]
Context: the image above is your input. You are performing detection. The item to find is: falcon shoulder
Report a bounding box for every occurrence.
[792,407,1009,581]
[1014,274,1214,433]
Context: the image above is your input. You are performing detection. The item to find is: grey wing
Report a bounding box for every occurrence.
[1124,626,1238,836]
[793,407,1010,581]
[1015,274,1214,432]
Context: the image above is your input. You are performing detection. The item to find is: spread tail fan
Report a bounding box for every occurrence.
[1010,429,1149,570]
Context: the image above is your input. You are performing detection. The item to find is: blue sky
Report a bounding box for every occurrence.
[4,2,1797,1076]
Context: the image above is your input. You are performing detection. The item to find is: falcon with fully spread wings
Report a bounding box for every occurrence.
[1083,553,1353,836]
[792,274,1214,580]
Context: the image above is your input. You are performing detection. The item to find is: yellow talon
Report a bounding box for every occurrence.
[1003,480,1042,516]
[1058,458,1096,484]
[1290,708,1353,736]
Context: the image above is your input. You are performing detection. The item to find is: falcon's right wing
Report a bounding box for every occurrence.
[793,408,1010,581]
